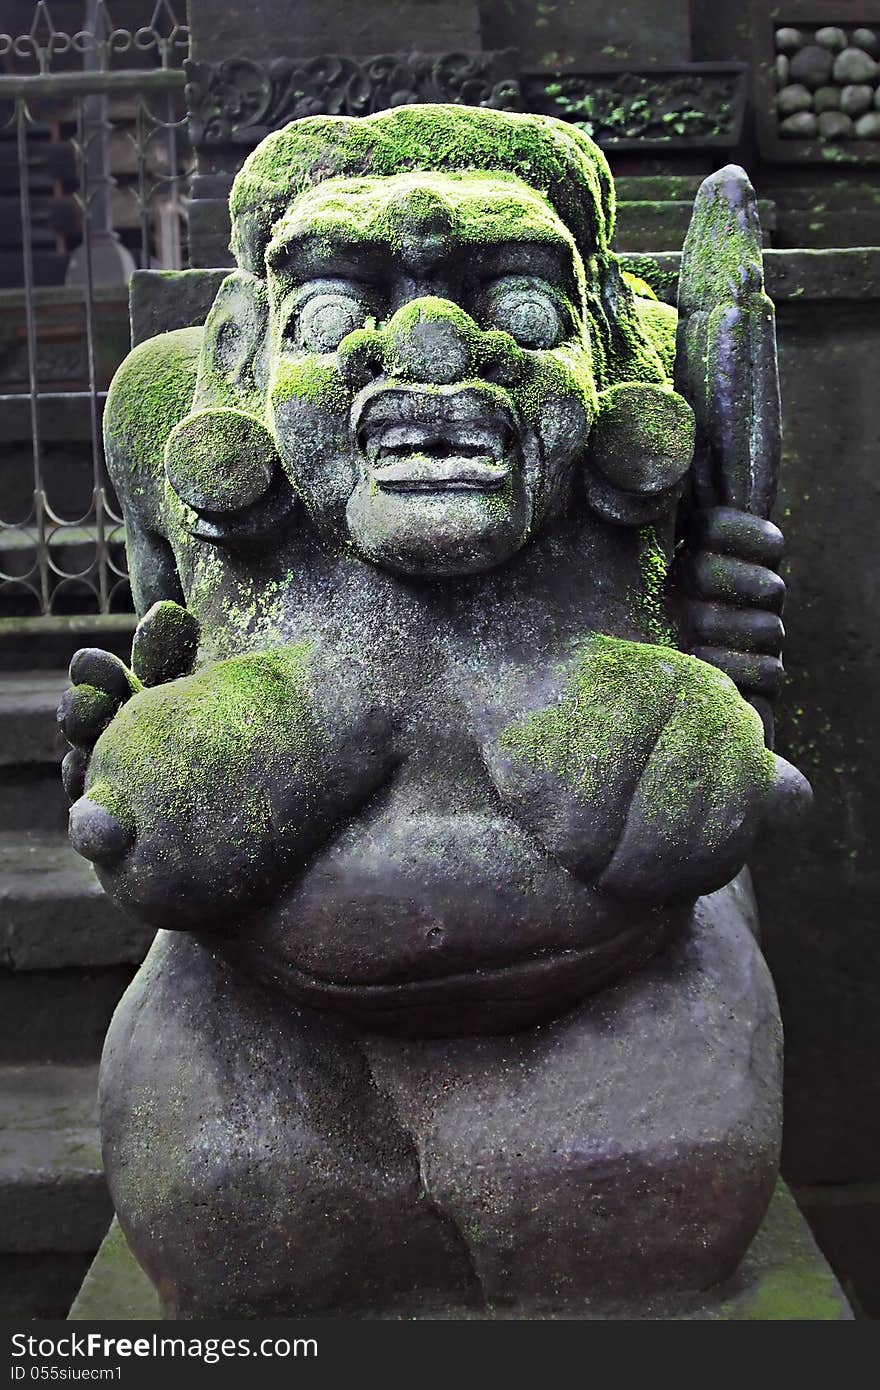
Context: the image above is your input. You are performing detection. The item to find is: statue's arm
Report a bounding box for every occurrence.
[102,326,203,616]
[58,330,205,812]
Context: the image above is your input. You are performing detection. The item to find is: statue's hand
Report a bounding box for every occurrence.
[58,600,199,827]
[680,507,785,704]
[593,642,780,904]
[62,644,318,928]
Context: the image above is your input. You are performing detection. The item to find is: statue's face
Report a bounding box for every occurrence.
[263,172,598,575]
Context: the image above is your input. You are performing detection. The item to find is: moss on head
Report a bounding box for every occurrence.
[232,105,615,275]
[268,170,582,272]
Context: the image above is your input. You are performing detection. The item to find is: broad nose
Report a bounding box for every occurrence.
[385,297,476,385]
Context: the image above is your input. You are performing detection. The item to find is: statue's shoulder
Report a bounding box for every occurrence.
[104,326,202,483]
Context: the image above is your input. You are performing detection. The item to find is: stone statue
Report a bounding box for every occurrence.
[58,106,809,1318]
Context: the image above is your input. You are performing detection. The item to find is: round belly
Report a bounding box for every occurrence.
[224,810,682,1036]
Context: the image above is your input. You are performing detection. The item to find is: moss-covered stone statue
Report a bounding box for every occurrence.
[58,106,810,1318]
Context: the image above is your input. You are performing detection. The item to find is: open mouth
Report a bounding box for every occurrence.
[356,390,514,494]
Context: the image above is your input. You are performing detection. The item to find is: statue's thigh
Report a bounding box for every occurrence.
[365,881,783,1310]
[99,932,479,1318]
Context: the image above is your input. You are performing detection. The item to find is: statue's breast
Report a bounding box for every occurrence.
[226,651,681,1034]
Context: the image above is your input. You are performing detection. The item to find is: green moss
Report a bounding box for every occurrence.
[511,342,598,431]
[268,355,350,415]
[633,297,677,378]
[232,105,615,275]
[103,327,202,531]
[164,407,277,513]
[621,270,657,300]
[104,328,201,475]
[734,1268,845,1321]
[631,526,674,645]
[270,170,582,267]
[619,254,680,305]
[499,634,773,842]
[85,643,321,847]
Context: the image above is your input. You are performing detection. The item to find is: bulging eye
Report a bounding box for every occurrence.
[298,294,369,352]
[486,285,563,350]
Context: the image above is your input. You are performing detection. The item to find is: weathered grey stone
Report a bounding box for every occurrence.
[71,1183,853,1321]
[776,27,804,54]
[839,84,874,116]
[480,0,692,68]
[789,45,834,89]
[818,110,854,140]
[619,247,880,1191]
[813,85,841,112]
[0,967,135,1065]
[99,882,783,1316]
[129,269,229,349]
[780,111,819,137]
[833,47,879,83]
[187,0,481,63]
[775,54,789,86]
[58,109,805,1316]
[0,673,68,766]
[0,832,151,971]
[815,27,847,52]
[777,83,813,116]
[0,1064,110,1254]
[855,110,880,137]
[853,28,880,56]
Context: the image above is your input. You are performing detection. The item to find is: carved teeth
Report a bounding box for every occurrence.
[364,423,507,463]
[370,456,509,492]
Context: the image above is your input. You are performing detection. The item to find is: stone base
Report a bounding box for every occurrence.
[69,1183,851,1321]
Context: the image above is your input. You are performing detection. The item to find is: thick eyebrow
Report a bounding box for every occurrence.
[267,230,581,299]
[475,242,580,296]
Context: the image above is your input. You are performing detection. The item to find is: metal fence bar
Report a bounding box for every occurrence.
[0,69,186,97]
[14,99,43,497]
[14,97,51,613]
[74,92,110,612]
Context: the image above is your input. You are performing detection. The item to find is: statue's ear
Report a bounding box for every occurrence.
[583,382,695,526]
[593,257,670,389]
[164,405,295,550]
[193,270,270,414]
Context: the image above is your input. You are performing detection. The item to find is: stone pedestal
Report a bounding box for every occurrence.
[68,1185,851,1320]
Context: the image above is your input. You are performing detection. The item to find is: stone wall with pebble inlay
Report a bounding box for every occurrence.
[775,23,880,140]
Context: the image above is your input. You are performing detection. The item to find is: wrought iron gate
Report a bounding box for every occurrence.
[0,1,191,617]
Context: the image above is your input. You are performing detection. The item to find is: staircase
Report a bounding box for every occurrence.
[0,613,151,1318]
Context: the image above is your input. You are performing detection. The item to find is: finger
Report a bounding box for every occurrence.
[762,754,813,837]
[68,797,134,866]
[688,600,784,655]
[61,748,88,803]
[689,508,784,567]
[683,552,785,613]
[131,600,200,687]
[69,647,139,703]
[690,646,785,697]
[57,684,120,750]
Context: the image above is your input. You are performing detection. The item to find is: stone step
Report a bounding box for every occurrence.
[0,964,137,1065]
[0,1062,111,1255]
[0,831,153,973]
[0,670,68,767]
[0,616,135,673]
[0,669,75,831]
